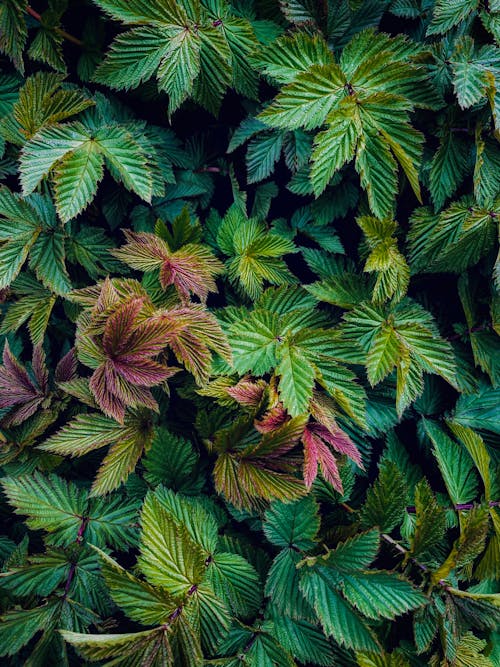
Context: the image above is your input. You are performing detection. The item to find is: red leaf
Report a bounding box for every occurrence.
[309,423,363,468]
[302,425,343,493]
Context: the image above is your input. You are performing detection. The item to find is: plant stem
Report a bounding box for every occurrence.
[26,6,85,47]
[406,500,500,513]
[62,516,88,598]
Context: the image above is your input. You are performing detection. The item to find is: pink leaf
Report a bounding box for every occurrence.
[112,359,177,386]
[32,345,49,393]
[55,349,78,383]
[226,379,265,406]
[102,298,145,357]
[309,423,363,468]
[90,364,127,423]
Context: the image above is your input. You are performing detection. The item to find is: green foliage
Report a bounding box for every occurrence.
[0,1,498,666]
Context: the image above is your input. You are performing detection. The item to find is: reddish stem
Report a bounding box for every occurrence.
[447,324,492,341]
[26,6,85,47]
[196,166,221,173]
[64,563,76,594]
[406,500,500,513]
[63,516,88,598]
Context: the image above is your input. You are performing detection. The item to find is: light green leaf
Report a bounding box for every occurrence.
[138,493,206,597]
[258,63,346,131]
[277,343,316,416]
[20,122,89,195]
[54,143,104,222]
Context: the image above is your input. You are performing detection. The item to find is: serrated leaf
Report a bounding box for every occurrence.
[407,479,447,564]
[360,461,407,533]
[423,419,478,506]
[299,567,379,651]
[1,472,86,547]
[277,343,316,416]
[264,496,319,550]
[54,143,104,222]
[138,493,206,597]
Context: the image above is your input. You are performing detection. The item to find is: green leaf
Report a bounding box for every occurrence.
[39,413,128,457]
[366,325,401,386]
[271,614,337,667]
[0,237,33,289]
[54,143,104,222]
[157,26,201,116]
[324,530,380,572]
[256,32,333,85]
[0,551,70,597]
[229,309,280,375]
[92,0,189,25]
[265,548,312,619]
[339,570,427,620]
[258,63,346,131]
[429,131,469,210]
[94,27,169,90]
[219,211,297,299]
[451,37,500,110]
[29,227,72,294]
[1,472,87,547]
[310,100,358,195]
[0,0,28,73]
[20,122,89,195]
[206,551,261,617]
[407,479,447,564]
[246,132,284,184]
[143,427,199,491]
[96,547,177,625]
[86,495,138,549]
[432,504,490,583]
[423,419,478,506]
[138,493,206,597]
[453,385,500,435]
[355,130,398,219]
[360,461,407,533]
[91,434,145,496]
[427,0,478,35]
[62,628,175,665]
[277,342,316,416]
[95,125,153,201]
[153,486,218,554]
[299,567,379,651]
[264,496,320,550]
[0,601,60,657]
[447,422,492,500]
[305,274,372,309]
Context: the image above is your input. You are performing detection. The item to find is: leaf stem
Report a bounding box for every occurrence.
[26,6,85,47]
[406,500,500,513]
[62,516,88,598]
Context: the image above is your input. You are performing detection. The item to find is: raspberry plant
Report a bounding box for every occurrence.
[0,1,499,665]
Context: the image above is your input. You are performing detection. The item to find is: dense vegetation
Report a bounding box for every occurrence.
[0,0,499,665]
